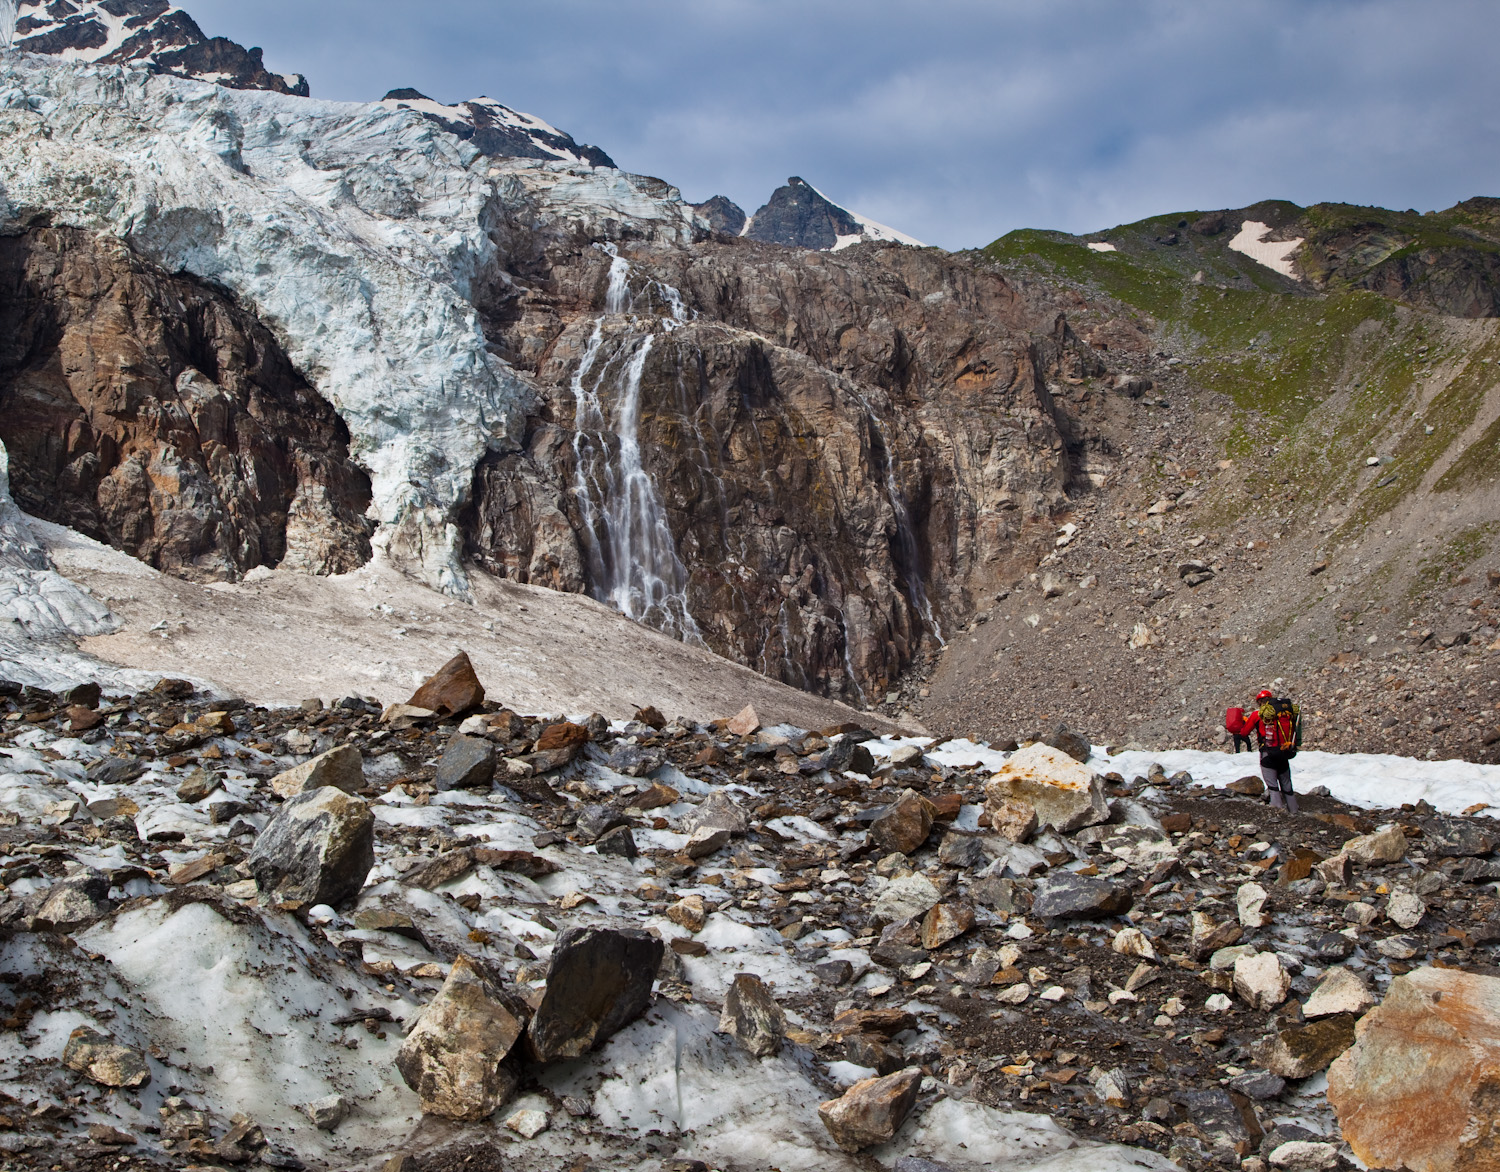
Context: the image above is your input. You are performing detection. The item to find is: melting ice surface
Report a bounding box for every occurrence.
[570,246,703,644]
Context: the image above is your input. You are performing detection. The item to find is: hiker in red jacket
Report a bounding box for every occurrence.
[1241,689,1303,813]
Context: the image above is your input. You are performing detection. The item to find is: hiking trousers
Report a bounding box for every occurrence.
[1261,760,1297,814]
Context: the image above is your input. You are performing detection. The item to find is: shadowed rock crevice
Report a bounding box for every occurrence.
[0,227,374,581]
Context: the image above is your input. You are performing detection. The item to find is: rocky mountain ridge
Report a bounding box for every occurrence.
[13,0,308,95]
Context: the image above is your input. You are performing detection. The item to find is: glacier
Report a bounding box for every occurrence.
[0,54,702,592]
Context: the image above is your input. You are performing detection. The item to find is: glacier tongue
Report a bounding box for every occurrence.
[0,57,700,594]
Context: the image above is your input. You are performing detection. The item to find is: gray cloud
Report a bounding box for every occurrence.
[186,0,1500,248]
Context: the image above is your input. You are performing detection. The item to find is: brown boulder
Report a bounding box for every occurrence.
[62,1027,150,1088]
[818,1067,923,1151]
[921,902,975,950]
[408,652,485,717]
[396,955,526,1120]
[987,796,1038,843]
[868,789,936,855]
[726,704,760,736]
[718,973,787,1057]
[1329,966,1500,1172]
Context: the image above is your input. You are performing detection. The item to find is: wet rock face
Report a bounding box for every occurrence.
[467,236,1100,701]
[0,229,373,582]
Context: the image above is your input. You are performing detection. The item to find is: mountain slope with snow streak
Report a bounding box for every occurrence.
[379,89,616,169]
[14,0,308,94]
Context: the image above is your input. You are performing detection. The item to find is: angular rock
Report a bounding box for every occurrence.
[1233,952,1291,1010]
[1343,825,1407,865]
[1425,821,1497,858]
[402,849,476,890]
[870,873,943,926]
[984,743,1109,834]
[408,652,485,717]
[684,826,732,859]
[633,782,680,810]
[686,791,750,836]
[818,1067,923,1152]
[577,804,629,842]
[270,745,364,800]
[528,927,664,1061]
[1227,776,1266,797]
[937,832,989,869]
[869,789,936,856]
[594,825,638,858]
[396,955,526,1121]
[1031,872,1133,920]
[304,1094,348,1131]
[1171,1087,1262,1158]
[1329,967,1500,1172]
[1237,882,1270,929]
[1374,934,1422,960]
[62,1027,150,1088]
[971,876,1024,914]
[727,704,760,736]
[1315,931,1357,961]
[535,721,590,758]
[718,973,787,1057]
[248,788,375,907]
[1267,1141,1338,1170]
[35,874,111,930]
[1111,927,1157,961]
[1191,912,1243,959]
[1043,725,1092,763]
[986,796,1038,844]
[1229,1070,1286,1101]
[435,735,496,791]
[1386,890,1425,930]
[1303,966,1375,1019]
[1256,1015,1358,1079]
[177,769,221,803]
[1093,1068,1131,1108]
[667,894,706,933]
[505,1107,550,1139]
[1316,853,1353,886]
[921,902,975,950]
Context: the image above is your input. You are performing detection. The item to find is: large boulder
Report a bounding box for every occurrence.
[62,1027,150,1088]
[1329,966,1500,1172]
[396,955,528,1121]
[527,927,663,1062]
[270,745,364,799]
[685,791,750,836]
[1031,872,1133,920]
[718,973,787,1058]
[408,652,485,717]
[248,788,375,907]
[818,1067,923,1152]
[868,790,936,856]
[1342,825,1407,865]
[1256,1015,1358,1079]
[434,735,496,791]
[984,743,1108,834]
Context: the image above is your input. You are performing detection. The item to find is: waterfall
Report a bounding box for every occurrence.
[0,1,16,52]
[569,246,703,645]
[856,397,944,646]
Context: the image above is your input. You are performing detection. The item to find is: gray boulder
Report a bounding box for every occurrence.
[435,735,496,791]
[1031,872,1133,920]
[248,788,374,907]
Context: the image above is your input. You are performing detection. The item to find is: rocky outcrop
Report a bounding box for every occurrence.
[747,177,862,250]
[0,228,373,581]
[694,195,748,236]
[466,232,1104,701]
[379,90,616,168]
[15,0,310,95]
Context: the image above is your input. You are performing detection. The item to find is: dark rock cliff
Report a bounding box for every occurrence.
[0,228,373,580]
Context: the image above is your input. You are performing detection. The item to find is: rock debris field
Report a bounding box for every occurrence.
[3,653,1500,1172]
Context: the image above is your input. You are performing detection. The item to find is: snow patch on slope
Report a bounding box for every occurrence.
[1229,220,1304,278]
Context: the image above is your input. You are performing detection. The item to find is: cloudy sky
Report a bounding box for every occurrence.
[188,0,1500,250]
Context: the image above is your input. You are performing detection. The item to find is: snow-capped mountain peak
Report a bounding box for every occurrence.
[379,89,616,169]
[711,176,924,251]
[14,0,308,95]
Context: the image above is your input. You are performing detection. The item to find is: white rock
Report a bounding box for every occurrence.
[1111,927,1157,960]
[1233,951,1291,1010]
[1386,890,1425,930]
[870,874,942,924]
[504,1107,550,1139]
[1237,882,1269,929]
[1268,1140,1338,1169]
[1303,966,1375,1019]
[1205,993,1234,1013]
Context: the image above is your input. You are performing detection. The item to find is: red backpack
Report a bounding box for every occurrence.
[1258,697,1301,757]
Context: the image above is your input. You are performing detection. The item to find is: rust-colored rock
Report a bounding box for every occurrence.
[818,1066,923,1151]
[0,227,371,580]
[726,704,760,737]
[868,789,936,855]
[408,652,485,717]
[921,901,975,950]
[535,722,590,755]
[1329,966,1500,1172]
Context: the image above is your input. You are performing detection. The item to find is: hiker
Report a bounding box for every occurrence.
[1242,688,1303,813]
[1223,705,1253,753]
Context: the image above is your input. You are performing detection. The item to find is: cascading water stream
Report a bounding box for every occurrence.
[568,246,702,644]
[851,392,944,646]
